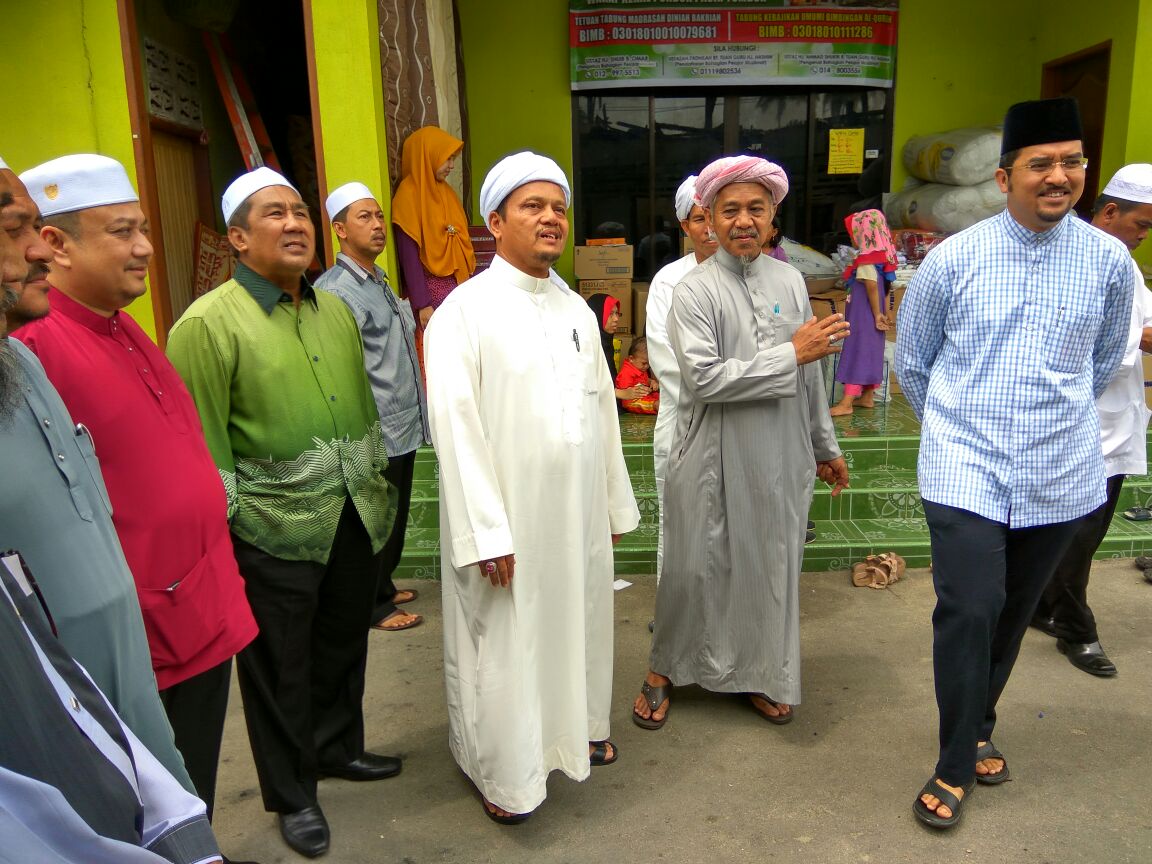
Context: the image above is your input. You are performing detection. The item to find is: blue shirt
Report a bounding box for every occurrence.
[315,254,429,456]
[894,209,1133,528]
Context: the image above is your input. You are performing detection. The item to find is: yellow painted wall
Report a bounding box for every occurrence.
[309,0,399,281]
[1127,0,1152,273]
[0,0,158,337]
[456,0,575,282]
[891,1,1035,191]
[1034,0,1139,189]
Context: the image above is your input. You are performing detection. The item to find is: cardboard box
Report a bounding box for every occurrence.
[1144,354,1152,410]
[575,244,633,280]
[579,279,632,332]
[886,285,908,343]
[682,235,693,256]
[804,276,839,295]
[632,282,650,336]
[809,288,847,321]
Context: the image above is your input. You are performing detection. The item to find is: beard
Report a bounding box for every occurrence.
[0,335,24,423]
[0,285,25,422]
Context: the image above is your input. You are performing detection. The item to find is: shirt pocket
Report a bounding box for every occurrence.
[1042,307,1099,375]
[74,423,113,518]
[136,545,230,669]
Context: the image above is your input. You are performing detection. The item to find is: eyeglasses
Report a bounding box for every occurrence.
[1005,157,1089,175]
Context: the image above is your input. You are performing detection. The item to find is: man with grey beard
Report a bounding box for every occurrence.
[0,157,194,791]
[633,154,849,733]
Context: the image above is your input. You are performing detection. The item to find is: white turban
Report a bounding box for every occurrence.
[479,151,571,219]
[325,181,376,221]
[695,155,789,209]
[21,154,138,217]
[674,175,699,221]
[0,155,8,171]
[1103,164,1152,205]
[222,166,297,223]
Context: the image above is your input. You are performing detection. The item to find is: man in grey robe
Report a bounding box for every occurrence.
[0,158,193,791]
[633,155,850,730]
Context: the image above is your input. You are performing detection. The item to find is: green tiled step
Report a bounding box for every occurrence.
[398,400,1152,577]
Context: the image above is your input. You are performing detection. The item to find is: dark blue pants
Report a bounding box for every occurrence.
[923,501,1079,787]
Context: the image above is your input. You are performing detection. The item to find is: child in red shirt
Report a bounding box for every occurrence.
[616,336,660,414]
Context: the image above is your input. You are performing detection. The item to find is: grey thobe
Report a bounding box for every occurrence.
[649,248,840,705]
[0,340,192,790]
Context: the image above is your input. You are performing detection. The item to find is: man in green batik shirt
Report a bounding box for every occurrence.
[167,167,398,860]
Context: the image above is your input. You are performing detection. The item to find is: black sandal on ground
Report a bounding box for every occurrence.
[482,798,532,825]
[589,740,618,766]
[975,740,1010,785]
[913,775,974,829]
[748,693,794,725]
[632,680,671,730]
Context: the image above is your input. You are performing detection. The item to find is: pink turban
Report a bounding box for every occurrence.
[694,155,789,208]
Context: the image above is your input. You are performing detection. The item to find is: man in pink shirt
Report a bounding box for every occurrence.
[12,153,257,827]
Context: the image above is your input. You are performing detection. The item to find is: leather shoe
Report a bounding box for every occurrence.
[1056,639,1117,677]
[1030,614,1058,638]
[278,806,329,858]
[319,752,402,781]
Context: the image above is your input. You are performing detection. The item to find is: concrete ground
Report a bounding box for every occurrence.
[213,560,1152,864]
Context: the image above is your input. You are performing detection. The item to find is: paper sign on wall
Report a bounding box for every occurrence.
[828,128,865,174]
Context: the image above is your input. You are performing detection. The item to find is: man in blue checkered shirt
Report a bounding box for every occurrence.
[895,98,1133,830]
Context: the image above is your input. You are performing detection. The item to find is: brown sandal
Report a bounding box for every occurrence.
[372,609,424,631]
[851,552,906,589]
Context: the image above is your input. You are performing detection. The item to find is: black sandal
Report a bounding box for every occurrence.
[748,693,793,725]
[632,680,671,730]
[589,740,618,766]
[975,741,1010,785]
[913,775,974,829]
[482,798,532,825]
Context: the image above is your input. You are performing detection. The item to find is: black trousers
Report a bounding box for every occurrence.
[231,497,382,813]
[1034,474,1124,643]
[923,501,1079,788]
[158,657,233,820]
[371,449,417,624]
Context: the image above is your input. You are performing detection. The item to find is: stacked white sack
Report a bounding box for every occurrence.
[884,178,1006,234]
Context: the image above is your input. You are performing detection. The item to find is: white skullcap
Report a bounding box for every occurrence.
[0,155,8,171]
[221,166,297,223]
[325,182,376,221]
[1102,164,1152,205]
[479,151,571,219]
[20,154,138,217]
[674,174,699,221]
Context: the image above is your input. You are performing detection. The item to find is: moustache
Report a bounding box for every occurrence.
[24,262,49,284]
[728,230,758,240]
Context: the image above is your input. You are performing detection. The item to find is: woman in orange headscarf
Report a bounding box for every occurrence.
[391,126,476,336]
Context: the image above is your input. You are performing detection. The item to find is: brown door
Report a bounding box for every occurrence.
[1042,42,1110,219]
[151,130,203,323]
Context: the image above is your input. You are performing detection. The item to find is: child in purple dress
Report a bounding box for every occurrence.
[830,209,899,416]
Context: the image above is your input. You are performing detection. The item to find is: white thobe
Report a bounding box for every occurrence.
[1098,259,1152,476]
[646,252,700,579]
[425,255,640,814]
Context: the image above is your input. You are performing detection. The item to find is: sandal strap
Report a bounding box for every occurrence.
[640,680,670,712]
[976,741,1004,762]
[919,776,964,813]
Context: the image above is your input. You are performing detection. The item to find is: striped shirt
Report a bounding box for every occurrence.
[315,253,429,456]
[894,209,1133,528]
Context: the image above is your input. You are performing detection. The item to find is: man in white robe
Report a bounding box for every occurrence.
[425,152,639,823]
[646,174,718,583]
[633,155,850,730]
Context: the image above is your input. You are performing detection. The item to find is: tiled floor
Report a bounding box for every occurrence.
[399,396,1152,576]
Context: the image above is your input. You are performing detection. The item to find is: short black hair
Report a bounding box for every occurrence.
[227,198,254,231]
[628,336,648,357]
[1093,194,1141,216]
[44,211,82,238]
[331,204,351,224]
[998,149,1021,170]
